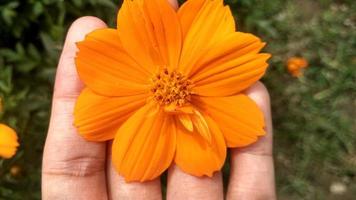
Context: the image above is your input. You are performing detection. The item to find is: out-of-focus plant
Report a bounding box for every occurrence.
[0,0,117,199]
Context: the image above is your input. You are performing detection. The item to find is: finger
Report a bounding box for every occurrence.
[168,0,179,10]
[42,17,108,200]
[106,142,162,200]
[166,166,223,200]
[227,82,276,200]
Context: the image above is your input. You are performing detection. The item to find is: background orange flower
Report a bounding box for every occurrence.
[287,57,309,77]
[0,124,19,159]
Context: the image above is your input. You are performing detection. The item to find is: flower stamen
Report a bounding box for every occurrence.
[150,68,193,110]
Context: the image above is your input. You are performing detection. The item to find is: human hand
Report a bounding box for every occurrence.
[42,1,276,199]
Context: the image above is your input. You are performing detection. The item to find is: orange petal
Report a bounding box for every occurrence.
[117,0,182,71]
[178,113,194,132]
[177,109,212,143]
[74,88,147,142]
[192,62,270,96]
[76,28,149,96]
[192,55,270,96]
[189,32,270,96]
[193,94,265,147]
[112,103,176,182]
[0,124,19,159]
[178,0,206,37]
[174,114,226,177]
[189,32,265,77]
[178,0,235,74]
[191,109,212,144]
[0,147,17,159]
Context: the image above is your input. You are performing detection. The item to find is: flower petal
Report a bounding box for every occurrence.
[191,109,212,144]
[0,124,18,146]
[174,114,226,177]
[0,147,17,159]
[190,32,270,96]
[74,88,148,142]
[177,0,206,37]
[178,0,235,74]
[193,94,265,147]
[0,124,19,159]
[189,32,265,77]
[112,103,176,182]
[178,113,194,132]
[117,0,182,71]
[76,28,149,96]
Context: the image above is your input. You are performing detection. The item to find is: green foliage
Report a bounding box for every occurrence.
[229,0,356,199]
[0,0,355,199]
[0,0,118,199]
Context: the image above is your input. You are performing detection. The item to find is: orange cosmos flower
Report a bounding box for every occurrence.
[287,57,308,77]
[74,0,271,182]
[0,124,19,159]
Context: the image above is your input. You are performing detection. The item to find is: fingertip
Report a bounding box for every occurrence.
[237,82,273,154]
[62,16,107,57]
[54,16,107,99]
[167,0,179,10]
[66,16,107,45]
[245,81,271,110]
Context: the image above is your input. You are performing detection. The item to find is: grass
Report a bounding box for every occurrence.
[0,0,355,199]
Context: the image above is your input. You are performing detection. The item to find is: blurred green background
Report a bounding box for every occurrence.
[0,0,355,199]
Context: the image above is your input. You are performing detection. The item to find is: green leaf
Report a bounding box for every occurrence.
[33,2,44,16]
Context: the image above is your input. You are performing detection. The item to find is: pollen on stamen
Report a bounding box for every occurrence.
[150,68,193,109]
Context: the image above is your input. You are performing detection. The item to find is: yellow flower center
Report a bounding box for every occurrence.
[150,68,193,109]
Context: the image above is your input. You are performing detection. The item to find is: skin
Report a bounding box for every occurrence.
[42,0,276,199]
